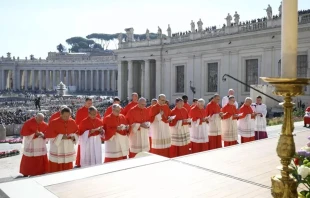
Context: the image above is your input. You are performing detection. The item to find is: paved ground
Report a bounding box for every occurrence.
[0,121,308,184]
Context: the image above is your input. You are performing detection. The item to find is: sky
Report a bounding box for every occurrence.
[0,0,309,59]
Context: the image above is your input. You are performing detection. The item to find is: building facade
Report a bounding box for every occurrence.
[0,52,118,92]
[116,8,310,106]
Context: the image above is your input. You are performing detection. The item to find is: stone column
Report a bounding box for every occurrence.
[53,70,56,89]
[141,62,145,97]
[11,69,16,90]
[66,70,69,86]
[79,70,82,91]
[102,70,105,91]
[45,70,49,90]
[16,69,21,90]
[84,70,87,91]
[38,70,42,90]
[163,58,171,101]
[111,70,116,91]
[144,60,150,100]
[155,59,161,96]
[59,70,62,82]
[24,70,28,90]
[96,70,99,90]
[31,70,35,91]
[127,61,133,96]
[90,70,93,91]
[107,70,111,91]
[117,62,123,99]
[0,69,4,90]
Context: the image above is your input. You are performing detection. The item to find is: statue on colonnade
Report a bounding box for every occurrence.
[225,13,232,26]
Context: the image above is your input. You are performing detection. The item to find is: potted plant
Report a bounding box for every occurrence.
[292,137,310,197]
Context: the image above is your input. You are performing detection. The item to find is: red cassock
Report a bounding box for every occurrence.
[49,112,60,124]
[75,106,101,166]
[75,106,101,126]
[76,117,103,166]
[102,105,123,123]
[45,118,78,173]
[122,101,138,116]
[189,106,209,153]
[19,117,49,176]
[238,105,255,143]
[146,105,153,150]
[169,107,190,158]
[183,102,191,114]
[126,105,150,158]
[304,107,310,125]
[149,104,171,158]
[221,104,238,147]
[205,101,222,150]
[104,114,128,163]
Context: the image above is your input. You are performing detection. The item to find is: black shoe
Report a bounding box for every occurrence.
[304,125,307,127]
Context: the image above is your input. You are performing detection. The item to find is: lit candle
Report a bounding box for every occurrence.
[281,0,298,78]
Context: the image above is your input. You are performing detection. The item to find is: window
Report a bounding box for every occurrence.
[176,65,185,93]
[278,55,308,77]
[297,55,308,77]
[245,59,258,92]
[207,63,218,92]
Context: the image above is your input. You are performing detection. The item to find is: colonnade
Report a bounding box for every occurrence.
[118,59,160,100]
[0,68,118,92]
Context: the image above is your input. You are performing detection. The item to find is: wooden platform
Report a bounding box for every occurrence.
[0,131,308,198]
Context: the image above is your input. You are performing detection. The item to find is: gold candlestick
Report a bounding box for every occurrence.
[261,77,310,198]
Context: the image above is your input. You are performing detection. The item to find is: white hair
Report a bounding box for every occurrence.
[228,89,234,93]
[36,113,44,119]
[88,106,97,113]
[198,98,205,105]
[158,94,166,99]
[138,97,146,103]
[245,97,252,102]
[60,105,68,110]
[112,104,121,110]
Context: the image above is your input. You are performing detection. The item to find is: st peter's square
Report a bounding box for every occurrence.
[0,0,310,197]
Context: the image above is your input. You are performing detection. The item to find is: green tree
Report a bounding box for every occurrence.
[78,41,88,49]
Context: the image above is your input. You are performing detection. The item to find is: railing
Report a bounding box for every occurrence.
[222,74,280,103]
[300,13,310,24]
[239,21,267,32]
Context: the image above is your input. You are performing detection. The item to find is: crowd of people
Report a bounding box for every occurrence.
[18,89,271,177]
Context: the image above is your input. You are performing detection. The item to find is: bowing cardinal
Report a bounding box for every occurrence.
[45,107,78,173]
[19,113,48,176]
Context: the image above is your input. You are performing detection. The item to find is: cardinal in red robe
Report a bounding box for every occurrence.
[20,113,48,176]
[205,94,223,150]
[169,98,191,158]
[126,97,150,158]
[146,99,158,151]
[122,92,139,116]
[75,97,100,167]
[221,95,239,147]
[45,107,78,173]
[182,95,191,113]
[149,94,171,158]
[304,106,310,127]
[238,97,257,143]
[189,99,209,153]
[49,105,68,123]
[190,98,198,109]
[104,104,130,163]
[78,106,104,167]
[103,97,123,120]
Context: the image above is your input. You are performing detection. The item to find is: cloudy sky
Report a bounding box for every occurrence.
[0,0,308,59]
